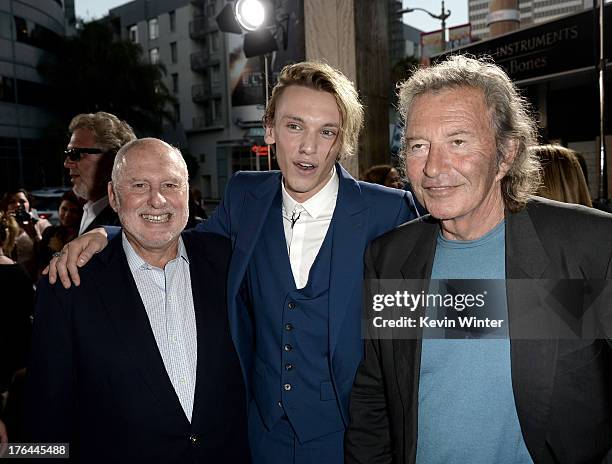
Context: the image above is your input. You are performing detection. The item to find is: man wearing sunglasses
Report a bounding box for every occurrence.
[64,112,136,235]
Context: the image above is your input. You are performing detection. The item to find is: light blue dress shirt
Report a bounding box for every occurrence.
[122,233,198,422]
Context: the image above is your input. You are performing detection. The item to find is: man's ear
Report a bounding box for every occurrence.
[264,124,276,145]
[108,182,119,212]
[496,139,519,181]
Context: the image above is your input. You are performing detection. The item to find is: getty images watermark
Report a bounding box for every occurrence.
[362,279,612,340]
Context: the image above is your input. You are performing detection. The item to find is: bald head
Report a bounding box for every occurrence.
[111,138,188,186]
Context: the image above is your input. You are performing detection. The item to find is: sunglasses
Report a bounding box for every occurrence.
[64,147,111,161]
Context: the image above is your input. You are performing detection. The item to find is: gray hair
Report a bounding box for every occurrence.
[111,138,187,186]
[397,55,540,212]
[69,112,136,153]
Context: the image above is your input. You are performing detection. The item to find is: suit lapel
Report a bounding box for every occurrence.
[505,206,557,458]
[328,165,368,355]
[84,204,119,234]
[395,220,437,452]
[227,173,281,303]
[95,236,187,422]
[185,236,209,431]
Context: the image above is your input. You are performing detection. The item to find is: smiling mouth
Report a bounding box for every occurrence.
[296,162,316,171]
[141,213,171,223]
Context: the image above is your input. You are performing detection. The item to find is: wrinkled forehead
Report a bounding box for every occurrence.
[119,147,187,182]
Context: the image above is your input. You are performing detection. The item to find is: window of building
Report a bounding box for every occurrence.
[149,47,160,64]
[211,65,220,86]
[128,24,138,43]
[172,73,179,93]
[210,31,219,52]
[170,42,178,63]
[205,0,217,16]
[169,10,176,32]
[148,18,159,40]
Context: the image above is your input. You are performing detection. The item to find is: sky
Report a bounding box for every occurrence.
[75,0,469,33]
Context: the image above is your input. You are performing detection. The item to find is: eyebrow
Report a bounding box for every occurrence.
[282,115,340,128]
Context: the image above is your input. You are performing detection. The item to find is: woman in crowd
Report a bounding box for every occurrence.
[39,191,83,270]
[532,145,593,207]
[1,189,51,281]
[362,164,404,189]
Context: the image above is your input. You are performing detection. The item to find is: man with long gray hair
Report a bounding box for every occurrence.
[346,55,612,463]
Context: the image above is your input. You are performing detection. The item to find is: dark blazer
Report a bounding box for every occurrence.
[81,202,120,235]
[346,197,612,464]
[24,230,250,463]
[198,163,416,428]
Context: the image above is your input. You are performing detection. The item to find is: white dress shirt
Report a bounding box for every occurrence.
[281,169,339,289]
[122,233,198,422]
[78,195,110,235]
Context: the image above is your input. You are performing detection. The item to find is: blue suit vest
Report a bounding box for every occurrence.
[247,192,344,443]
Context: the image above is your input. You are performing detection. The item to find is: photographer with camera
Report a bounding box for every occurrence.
[1,189,51,282]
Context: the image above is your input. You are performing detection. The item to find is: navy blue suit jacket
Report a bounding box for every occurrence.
[24,231,250,463]
[198,163,416,424]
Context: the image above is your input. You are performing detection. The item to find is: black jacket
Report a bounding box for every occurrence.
[24,230,250,463]
[346,197,612,464]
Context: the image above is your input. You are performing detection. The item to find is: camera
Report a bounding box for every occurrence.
[14,203,38,225]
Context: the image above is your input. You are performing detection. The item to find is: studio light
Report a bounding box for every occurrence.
[235,0,266,31]
[243,29,278,57]
[216,3,243,34]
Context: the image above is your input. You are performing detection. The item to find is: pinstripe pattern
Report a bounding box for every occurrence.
[122,233,197,422]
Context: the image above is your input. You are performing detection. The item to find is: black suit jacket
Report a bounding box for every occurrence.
[81,203,120,235]
[346,197,612,464]
[24,231,250,463]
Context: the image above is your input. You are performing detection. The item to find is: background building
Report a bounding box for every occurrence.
[0,0,66,189]
[469,0,594,39]
[108,0,304,200]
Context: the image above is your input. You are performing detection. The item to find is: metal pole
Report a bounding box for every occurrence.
[441,0,446,50]
[9,0,24,187]
[597,0,608,200]
[264,53,272,170]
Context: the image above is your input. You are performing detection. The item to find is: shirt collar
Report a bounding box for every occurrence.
[281,167,339,219]
[84,195,110,216]
[122,232,188,271]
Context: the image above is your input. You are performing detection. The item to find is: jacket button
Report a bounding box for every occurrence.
[285,363,294,371]
[288,302,296,310]
[284,323,293,331]
[189,434,198,445]
[283,383,292,391]
[284,344,292,352]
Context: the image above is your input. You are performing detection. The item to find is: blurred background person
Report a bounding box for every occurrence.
[39,191,83,271]
[64,111,136,235]
[362,164,404,189]
[186,187,208,229]
[1,189,51,281]
[0,211,33,443]
[532,144,593,207]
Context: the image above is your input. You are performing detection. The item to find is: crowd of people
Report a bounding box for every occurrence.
[1,55,610,463]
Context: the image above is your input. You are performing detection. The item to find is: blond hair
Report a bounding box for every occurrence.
[532,145,592,207]
[0,211,19,256]
[264,61,364,160]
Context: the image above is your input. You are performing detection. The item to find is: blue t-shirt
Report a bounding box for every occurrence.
[416,221,533,464]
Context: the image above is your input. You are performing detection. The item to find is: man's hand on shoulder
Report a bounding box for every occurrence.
[43,227,109,288]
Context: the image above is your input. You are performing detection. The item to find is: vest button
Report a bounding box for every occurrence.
[283,383,292,391]
[284,344,292,352]
[284,323,293,331]
[285,363,294,371]
[288,302,296,310]
[189,434,198,445]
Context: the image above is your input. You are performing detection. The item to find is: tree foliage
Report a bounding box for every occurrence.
[39,21,175,135]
